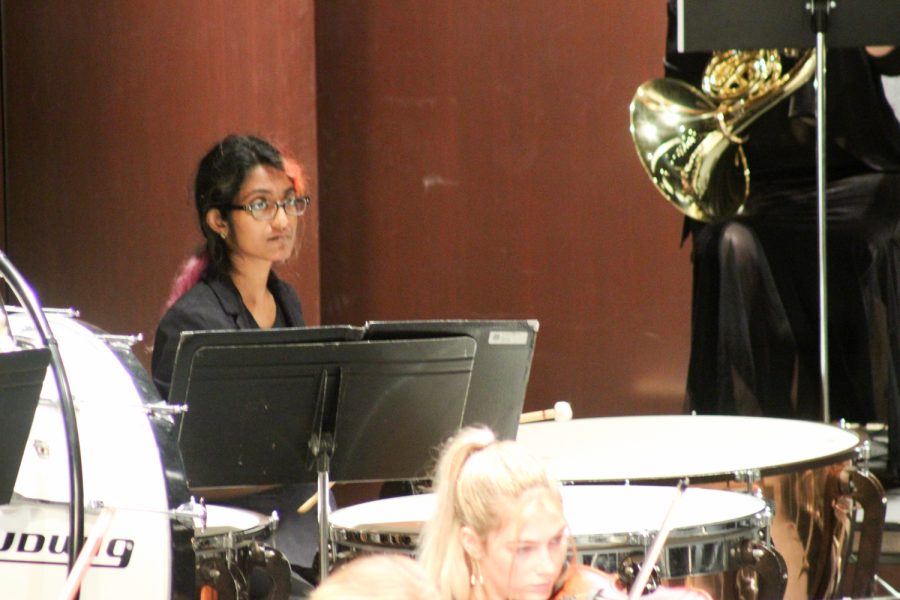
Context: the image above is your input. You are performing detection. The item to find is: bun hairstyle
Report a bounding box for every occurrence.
[418,427,565,600]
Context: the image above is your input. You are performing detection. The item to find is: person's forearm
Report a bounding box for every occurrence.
[867,46,895,57]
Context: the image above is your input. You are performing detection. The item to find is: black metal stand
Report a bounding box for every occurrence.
[811,0,832,422]
[309,367,334,580]
[675,0,900,52]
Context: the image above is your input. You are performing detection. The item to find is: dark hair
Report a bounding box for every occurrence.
[195,134,286,274]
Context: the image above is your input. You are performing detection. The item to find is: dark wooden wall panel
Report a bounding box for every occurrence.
[316,1,690,418]
[1,1,320,366]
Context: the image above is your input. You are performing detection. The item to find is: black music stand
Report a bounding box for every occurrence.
[0,348,51,505]
[676,0,900,52]
[677,0,900,424]
[365,319,539,440]
[169,330,475,577]
[169,326,366,486]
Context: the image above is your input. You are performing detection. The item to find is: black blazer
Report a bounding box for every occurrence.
[150,269,305,399]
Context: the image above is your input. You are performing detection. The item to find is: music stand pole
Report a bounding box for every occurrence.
[316,454,332,579]
[307,425,334,580]
[812,0,832,423]
[308,367,336,581]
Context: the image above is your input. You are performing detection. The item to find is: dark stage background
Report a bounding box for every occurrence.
[0,1,686,418]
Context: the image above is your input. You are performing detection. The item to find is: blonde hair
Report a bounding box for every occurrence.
[417,427,564,600]
[310,554,440,600]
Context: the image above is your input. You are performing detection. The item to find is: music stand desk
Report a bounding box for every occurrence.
[170,331,476,489]
[365,319,538,441]
[0,348,51,505]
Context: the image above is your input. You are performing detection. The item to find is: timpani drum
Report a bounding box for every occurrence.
[516,415,885,600]
[329,485,783,599]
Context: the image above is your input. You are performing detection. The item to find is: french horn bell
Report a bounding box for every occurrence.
[629,49,816,222]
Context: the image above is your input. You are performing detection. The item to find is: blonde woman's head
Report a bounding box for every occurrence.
[418,427,568,600]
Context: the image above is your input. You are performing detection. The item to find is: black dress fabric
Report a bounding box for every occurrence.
[664,2,900,473]
[151,268,305,399]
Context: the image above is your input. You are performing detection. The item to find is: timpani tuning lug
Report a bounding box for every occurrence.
[96,332,143,349]
[855,439,872,473]
[733,468,761,495]
[173,495,208,531]
[269,510,280,532]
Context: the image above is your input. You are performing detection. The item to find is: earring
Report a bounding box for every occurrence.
[219,231,227,240]
[470,559,484,587]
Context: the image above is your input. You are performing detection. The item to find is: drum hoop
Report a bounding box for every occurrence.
[193,512,276,553]
[331,507,768,545]
[570,509,767,545]
[331,511,771,579]
[556,445,858,486]
[331,527,418,552]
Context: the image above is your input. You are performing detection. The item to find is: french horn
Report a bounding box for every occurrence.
[629,49,815,222]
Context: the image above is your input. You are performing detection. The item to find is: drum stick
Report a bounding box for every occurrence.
[57,507,117,600]
[627,480,688,600]
[519,400,573,424]
[297,482,335,514]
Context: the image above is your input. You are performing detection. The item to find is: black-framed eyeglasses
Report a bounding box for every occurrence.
[228,195,311,221]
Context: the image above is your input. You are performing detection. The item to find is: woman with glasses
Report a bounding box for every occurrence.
[418,427,710,600]
[151,134,316,597]
[151,133,310,399]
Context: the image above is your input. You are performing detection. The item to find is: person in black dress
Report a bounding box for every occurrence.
[665,1,900,475]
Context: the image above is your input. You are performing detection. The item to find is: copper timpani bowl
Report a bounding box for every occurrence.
[516,415,884,600]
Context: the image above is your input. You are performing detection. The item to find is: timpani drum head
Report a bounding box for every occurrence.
[516,415,861,483]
